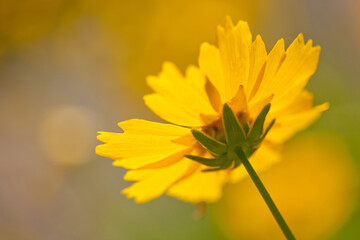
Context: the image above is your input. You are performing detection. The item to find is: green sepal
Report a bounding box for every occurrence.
[247,104,271,142]
[185,154,227,167]
[189,104,275,172]
[239,116,250,135]
[222,104,246,146]
[191,129,228,156]
[229,149,242,168]
[202,156,233,172]
[254,118,276,145]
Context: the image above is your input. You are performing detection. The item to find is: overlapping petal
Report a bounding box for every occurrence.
[122,158,193,203]
[216,17,252,100]
[167,162,228,203]
[96,119,192,168]
[144,62,218,127]
[200,17,252,103]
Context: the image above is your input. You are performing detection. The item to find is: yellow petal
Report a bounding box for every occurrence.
[118,119,190,136]
[185,65,215,107]
[112,147,191,169]
[96,131,120,143]
[167,164,228,203]
[199,42,226,102]
[270,89,314,118]
[96,133,186,159]
[229,85,248,114]
[271,36,321,112]
[248,94,274,120]
[204,78,223,113]
[247,35,267,99]
[217,17,252,101]
[137,148,193,170]
[144,94,203,126]
[266,102,329,144]
[251,38,285,103]
[122,158,192,203]
[97,119,192,164]
[145,62,217,126]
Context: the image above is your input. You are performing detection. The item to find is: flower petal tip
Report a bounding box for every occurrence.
[319,102,330,111]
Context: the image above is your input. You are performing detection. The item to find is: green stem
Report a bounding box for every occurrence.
[234,147,296,240]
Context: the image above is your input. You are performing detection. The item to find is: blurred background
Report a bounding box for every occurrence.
[0,0,359,239]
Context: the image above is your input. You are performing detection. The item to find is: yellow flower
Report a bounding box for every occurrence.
[96,17,328,203]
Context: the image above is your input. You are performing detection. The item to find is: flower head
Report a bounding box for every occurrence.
[96,17,328,203]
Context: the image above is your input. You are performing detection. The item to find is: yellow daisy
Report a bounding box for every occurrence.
[96,17,328,204]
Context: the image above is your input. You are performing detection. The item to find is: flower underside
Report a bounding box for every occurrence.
[96,17,329,204]
[187,103,275,171]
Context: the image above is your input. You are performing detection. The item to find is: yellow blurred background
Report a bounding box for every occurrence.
[0,0,359,239]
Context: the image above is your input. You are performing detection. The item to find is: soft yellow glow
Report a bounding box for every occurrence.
[39,105,96,166]
[0,0,78,55]
[88,0,261,92]
[215,133,358,240]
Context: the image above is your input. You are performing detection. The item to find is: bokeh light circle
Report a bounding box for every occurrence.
[38,105,96,166]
